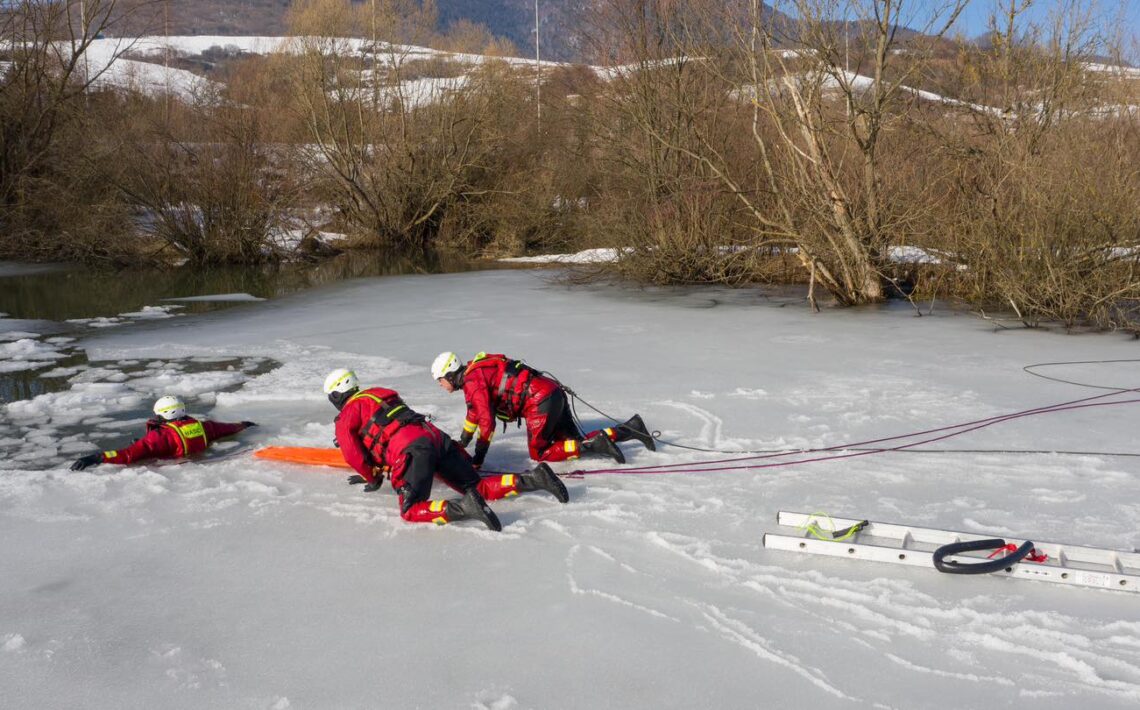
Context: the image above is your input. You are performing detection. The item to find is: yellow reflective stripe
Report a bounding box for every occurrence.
[501,474,515,487]
[349,392,383,404]
[564,440,578,453]
[430,499,448,525]
[177,421,206,440]
[386,404,406,418]
[329,371,355,392]
[442,353,457,372]
[169,426,187,453]
[103,450,117,458]
[155,402,183,415]
[462,420,478,433]
[603,428,615,438]
[165,420,207,454]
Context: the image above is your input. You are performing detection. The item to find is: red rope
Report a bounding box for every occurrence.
[987,543,1049,564]
[568,390,1140,478]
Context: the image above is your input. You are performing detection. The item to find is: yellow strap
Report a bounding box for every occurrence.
[103,450,117,458]
[349,392,383,404]
[800,512,865,542]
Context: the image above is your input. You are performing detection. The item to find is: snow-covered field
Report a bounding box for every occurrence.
[2,269,1140,709]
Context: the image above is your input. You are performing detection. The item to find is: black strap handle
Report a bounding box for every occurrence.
[932,538,1036,575]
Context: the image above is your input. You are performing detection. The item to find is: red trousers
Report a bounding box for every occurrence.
[523,387,615,463]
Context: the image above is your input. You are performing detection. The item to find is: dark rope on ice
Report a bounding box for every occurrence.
[565,359,1140,477]
[1022,358,1140,392]
[569,396,1140,476]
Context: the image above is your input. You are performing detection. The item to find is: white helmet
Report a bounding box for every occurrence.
[323,368,358,395]
[153,395,187,420]
[431,352,462,380]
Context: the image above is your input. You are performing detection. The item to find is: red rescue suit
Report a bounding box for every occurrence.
[460,354,615,463]
[333,387,523,524]
[100,417,248,465]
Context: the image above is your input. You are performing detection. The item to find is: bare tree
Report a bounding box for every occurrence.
[280,0,514,249]
[936,0,1140,330]
[0,1,148,259]
[586,0,966,306]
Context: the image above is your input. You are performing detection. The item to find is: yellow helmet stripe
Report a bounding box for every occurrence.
[329,371,354,392]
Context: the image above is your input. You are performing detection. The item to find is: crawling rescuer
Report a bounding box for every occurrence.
[323,368,569,531]
[70,395,256,470]
[431,351,655,469]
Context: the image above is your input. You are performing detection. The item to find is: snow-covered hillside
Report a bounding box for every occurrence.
[2,269,1139,708]
[76,35,563,102]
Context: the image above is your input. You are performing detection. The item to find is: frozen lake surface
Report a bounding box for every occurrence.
[2,269,1139,709]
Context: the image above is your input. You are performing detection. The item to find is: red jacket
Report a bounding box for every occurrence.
[460,354,557,445]
[101,417,248,465]
[334,387,439,484]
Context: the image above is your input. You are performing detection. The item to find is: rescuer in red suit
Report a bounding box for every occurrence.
[69,395,255,470]
[323,369,568,532]
[431,351,655,469]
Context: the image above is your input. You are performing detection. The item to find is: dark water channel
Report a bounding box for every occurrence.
[1,250,522,468]
[0,250,515,404]
[0,249,507,321]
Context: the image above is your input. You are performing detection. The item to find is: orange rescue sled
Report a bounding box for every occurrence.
[254,446,349,469]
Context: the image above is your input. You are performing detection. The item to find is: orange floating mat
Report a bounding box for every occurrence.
[254,446,350,469]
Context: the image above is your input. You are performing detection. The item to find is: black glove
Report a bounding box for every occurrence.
[347,475,383,492]
[458,430,473,449]
[70,453,103,471]
[471,439,489,469]
[241,421,257,428]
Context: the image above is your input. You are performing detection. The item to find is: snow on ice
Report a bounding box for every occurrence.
[2,269,1140,708]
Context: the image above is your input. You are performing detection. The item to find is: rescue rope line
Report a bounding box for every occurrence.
[565,359,1140,477]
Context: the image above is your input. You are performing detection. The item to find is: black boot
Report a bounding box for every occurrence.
[518,463,569,503]
[445,489,502,531]
[615,414,655,451]
[581,433,625,464]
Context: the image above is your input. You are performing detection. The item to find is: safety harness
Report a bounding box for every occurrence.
[352,391,424,459]
[467,353,540,421]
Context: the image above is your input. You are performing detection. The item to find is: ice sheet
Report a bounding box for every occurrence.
[3,269,1140,709]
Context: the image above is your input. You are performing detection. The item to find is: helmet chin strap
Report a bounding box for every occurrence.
[329,388,357,411]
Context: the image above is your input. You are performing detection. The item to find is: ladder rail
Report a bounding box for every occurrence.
[776,511,1140,568]
[769,511,1140,593]
[763,533,1140,593]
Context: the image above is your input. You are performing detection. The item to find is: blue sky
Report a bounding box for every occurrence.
[952,1,1140,40]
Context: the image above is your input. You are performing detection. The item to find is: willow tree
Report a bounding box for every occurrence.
[281,0,509,249]
[591,0,966,307]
